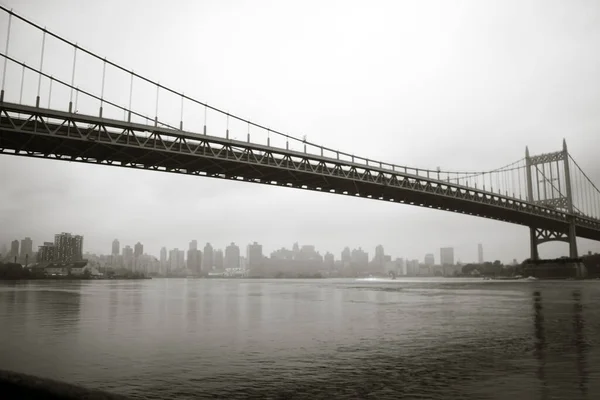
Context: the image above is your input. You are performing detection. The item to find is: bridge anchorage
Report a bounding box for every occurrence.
[0,5,600,267]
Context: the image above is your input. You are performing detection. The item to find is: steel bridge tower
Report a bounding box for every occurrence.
[525,140,577,260]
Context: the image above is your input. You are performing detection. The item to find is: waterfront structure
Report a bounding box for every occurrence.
[225,243,240,270]
[440,247,455,266]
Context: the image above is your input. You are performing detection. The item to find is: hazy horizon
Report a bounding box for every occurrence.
[1,0,600,263]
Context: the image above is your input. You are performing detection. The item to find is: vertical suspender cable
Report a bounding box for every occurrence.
[180,93,184,130]
[18,63,24,105]
[100,59,106,117]
[203,105,207,135]
[128,70,133,122]
[0,13,12,103]
[36,29,46,107]
[69,45,77,112]
[516,163,520,199]
[535,167,541,202]
[549,161,555,200]
[154,82,159,127]
[47,76,52,108]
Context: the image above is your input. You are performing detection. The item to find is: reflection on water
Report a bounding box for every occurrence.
[1,279,600,399]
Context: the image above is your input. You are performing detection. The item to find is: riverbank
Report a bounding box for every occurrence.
[0,369,126,400]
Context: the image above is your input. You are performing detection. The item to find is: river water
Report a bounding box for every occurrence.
[1,278,600,399]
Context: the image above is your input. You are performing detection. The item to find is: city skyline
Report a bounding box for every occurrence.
[2,232,501,267]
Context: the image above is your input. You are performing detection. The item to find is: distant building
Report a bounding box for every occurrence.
[20,237,33,261]
[247,242,263,270]
[225,243,240,269]
[112,239,120,256]
[324,252,335,269]
[373,245,385,269]
[214,249,224,270]
[351,247,369,273]
[424,253,435,266]
[160,247,167,273]
[440,247,455,266]
[341,247,351,266]
[478,243,484,264]
[187,240,202,274]
[134,242,143,257]
[37,242,56,262]
[406,259,420,276]
[54,233,83,263]
[123,245,134,269]
[10,240,19,259]
[168,248,185,273]
[203,243,214,272]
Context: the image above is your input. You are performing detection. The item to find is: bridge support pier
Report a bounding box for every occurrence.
[529,227,539,261]
[529,225,578,261]
[568,220,578,259]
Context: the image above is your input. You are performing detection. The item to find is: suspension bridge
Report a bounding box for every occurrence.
[0,6,599,261]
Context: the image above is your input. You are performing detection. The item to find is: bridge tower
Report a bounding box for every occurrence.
[525,140,577,260]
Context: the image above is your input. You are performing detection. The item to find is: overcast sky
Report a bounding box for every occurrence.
[1,0,599,263]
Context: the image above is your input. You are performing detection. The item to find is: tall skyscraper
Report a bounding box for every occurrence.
[214,249,224,270]
[123,245,134,269]
[54,233,83,263]
[247,242,263,270]
[478,243,484,264]
[112,239,120,255]
[169,248,185,272]
[160,247,167,273]
[134,242,144,257]
[373,245,385,266]
[10,240,19,259]
[203,243,214,272]
[20,237,33,261]
[341,247,351,265]
[440,247,455,266]
[225,243,240,269]
[187,240,201,274]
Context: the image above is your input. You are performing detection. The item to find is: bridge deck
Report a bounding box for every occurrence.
[1,102,600,241]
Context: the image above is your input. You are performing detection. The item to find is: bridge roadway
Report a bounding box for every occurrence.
[1,101,600,241]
